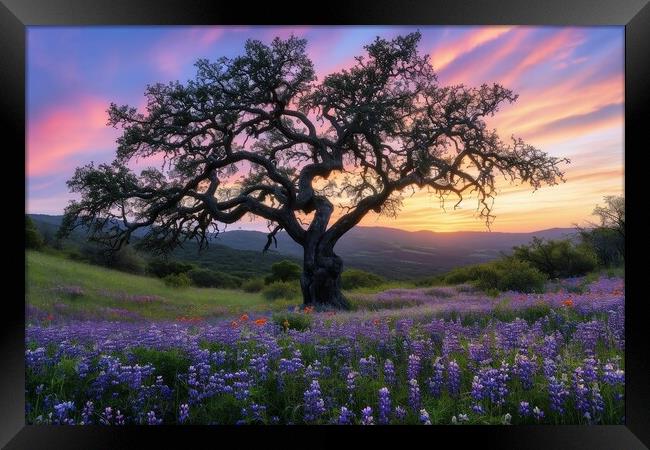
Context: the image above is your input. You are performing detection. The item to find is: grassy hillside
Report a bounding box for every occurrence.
[26,251,300,321]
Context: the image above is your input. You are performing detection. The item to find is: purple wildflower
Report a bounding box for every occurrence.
[303,380,326,423]
[378,387,391,425]
[361,406,374,425]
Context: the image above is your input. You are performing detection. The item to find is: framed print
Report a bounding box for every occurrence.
[2,0,649,448]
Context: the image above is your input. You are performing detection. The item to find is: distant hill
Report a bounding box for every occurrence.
[28,214,300,279]
[212,226,577,278]
[28,214,577,280]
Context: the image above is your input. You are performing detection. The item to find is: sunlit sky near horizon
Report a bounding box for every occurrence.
[26,26,624,233]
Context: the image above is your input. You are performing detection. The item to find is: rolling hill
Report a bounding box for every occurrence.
[28,214,577,279]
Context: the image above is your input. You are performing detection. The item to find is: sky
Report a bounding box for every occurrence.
[26,26,624,233]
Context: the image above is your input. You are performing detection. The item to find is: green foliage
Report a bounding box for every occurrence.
[444,258,547,293]
[26,216,44,250]
[241,278,265,293]
[579,227,624,267]
[272,312,312,331]
[146,258,195,278]
[186,268,241,289]
[262,281,301,301]
[265,260,302,284]
[72,243,146,275]
[163,273,191,288]
[341,269,384,290]
[512,237,597,278]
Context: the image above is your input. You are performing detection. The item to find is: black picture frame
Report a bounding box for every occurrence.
[3,0,648,448]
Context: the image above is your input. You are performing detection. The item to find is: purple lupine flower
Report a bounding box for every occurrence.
[408,379,420,411]
[590,383,605,422]
[427,359,444,398]
[582,357,598,383]
[514,353,536,390]
[338,406,355,425]
[419,409,432,425]
[100,406,113,425]
[378,387,391,425]
[407,354,421,381]
[602,361,625,386]
[359,355,377,378]
[519,401,531,417]
[547,376,569,414]
[115,410,125,425]
[543,358,557,379]
[346,371,358,404]
[306,360,322,379]
[179,403,190,424]
[242,403,266,423]
[384,359,396,385]
[303,380,326,423]
[361,406,374,425]
[447,359,461,396]
[53,401,75,425]
[81,401,94,425]
[146,410,162,425]
[532,406,544,422]
[394,406,407,422]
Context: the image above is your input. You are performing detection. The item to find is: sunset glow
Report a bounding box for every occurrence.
[26,26,624,232]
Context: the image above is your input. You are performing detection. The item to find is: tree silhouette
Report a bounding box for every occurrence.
[59,32,568,309]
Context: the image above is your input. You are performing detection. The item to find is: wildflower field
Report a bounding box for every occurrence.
[25,252,625,426]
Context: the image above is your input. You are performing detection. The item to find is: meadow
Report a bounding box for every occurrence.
[25,251,625,425]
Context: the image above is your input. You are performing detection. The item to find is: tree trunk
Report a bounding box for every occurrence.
[300,241,350,309]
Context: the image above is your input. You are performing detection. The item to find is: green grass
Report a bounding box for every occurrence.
[26,251,300,320]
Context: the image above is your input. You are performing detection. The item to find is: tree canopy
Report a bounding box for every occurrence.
[59,32,569,307]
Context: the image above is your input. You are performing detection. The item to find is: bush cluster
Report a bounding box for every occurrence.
[341,269,384,290]
[262,281,301,301]
[444,258,547,293]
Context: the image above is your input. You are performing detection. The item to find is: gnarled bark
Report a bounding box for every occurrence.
[301,241,349,309]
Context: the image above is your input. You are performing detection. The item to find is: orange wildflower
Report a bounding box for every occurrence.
[231,320,239,328]
[562,299,574,307]
[240,314,249,322]
[45,314,54,322]
[254,318,268,326]
[303,306,314,314]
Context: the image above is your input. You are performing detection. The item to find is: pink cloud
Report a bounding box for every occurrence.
[499,29,584,87]
[430,26,514,72]
[440,28,533,85]
[27,96,118,177]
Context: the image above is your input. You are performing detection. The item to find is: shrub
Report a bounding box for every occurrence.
[163,273,191,288]
[241,278,265,293]
[444,258,547,294]
[341,269,384,290]
[186,268,242,289]
[477,258,547,293]
[579,227,624,267]
[512,237,598,278]
[110,246,146,274]
[146,258,195,278]
[26,216,44,250]
[272,312,312,331]
[265,260,302,284]
[262,281,301,301]
[73,244,146,274]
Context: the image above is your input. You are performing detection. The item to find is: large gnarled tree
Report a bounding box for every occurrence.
[59,32,568,309]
